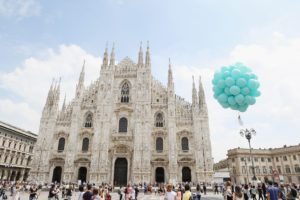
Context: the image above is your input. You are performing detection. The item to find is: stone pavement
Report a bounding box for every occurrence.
[15,191,223,200]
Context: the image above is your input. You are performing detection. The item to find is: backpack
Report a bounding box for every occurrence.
[291,188,297,198]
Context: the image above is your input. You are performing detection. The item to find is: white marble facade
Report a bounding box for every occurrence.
[30,43,214,185]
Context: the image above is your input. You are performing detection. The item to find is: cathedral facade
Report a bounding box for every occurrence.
[30,43,214,185]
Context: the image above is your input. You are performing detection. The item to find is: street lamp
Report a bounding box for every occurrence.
[240,128,257,181]
[244,159,249,184]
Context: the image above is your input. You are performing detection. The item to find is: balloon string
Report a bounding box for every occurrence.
[238,112,244,126]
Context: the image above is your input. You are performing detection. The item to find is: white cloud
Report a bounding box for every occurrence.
[0,99,39,132]
[0,0,41,20]
[0,44,101,132]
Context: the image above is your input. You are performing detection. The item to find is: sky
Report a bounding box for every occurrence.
[1,0,300,162]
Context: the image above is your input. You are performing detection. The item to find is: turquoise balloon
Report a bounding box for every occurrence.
[230,86,240,95]
[222,71,230,78]
[228,96,236,105]
[248,79,257,89]
[224,87,231,95]
[212,62,260,112]
[237,78,247,87]
[217,79,226,88]
[235,94,245,104]
[231,69,241,79]
[218,94,228,103]
[225,77,235,86]
[241,87,250,95]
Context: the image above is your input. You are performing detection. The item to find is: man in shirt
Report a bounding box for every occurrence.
[183,184,192,200]
[83,184,93,200]
[29,184,39,200]
[267,181,280,200]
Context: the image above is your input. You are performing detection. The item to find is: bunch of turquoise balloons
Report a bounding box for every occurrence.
[212,62,261,112]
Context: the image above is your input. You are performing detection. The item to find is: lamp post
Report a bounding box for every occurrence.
[244,159,249,184]
[240,128,257,181]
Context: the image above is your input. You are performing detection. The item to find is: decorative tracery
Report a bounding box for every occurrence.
[155,113,164,127]
[121,83,130,103]
[84,113,93,128]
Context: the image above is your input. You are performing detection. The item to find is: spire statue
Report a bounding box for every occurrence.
[138,41,143,66]
[109,43,115,66]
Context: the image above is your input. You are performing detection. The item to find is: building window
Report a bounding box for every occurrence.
[121,82,130,103]
[27,156,31,166]
[232,158,235,162]
[155,113,164,127]
[19,144,21,150]
[254,157,258,162]
[233,168,236,174]
[241,157,244,161]
[283,156,287,161]
[4,156,8,163]
[58,138,65,151]
[277,166,281,174]
[15,158,19,165]
[276,157,279,162]
[8,142,11,148]
[156,137,163,151]
[82,138,89,151]
[294,165,300,173]
[119,117,128,133]
[248,157,251,162]
[14,143,17,149]
[256,167,260,174]
[263,166,267,174]
[261,157,265,162]
[2,140,5,146]
[268,158,271,162]
[84,114,93,128]
[293,155,297,160]
[181,137,189,151]
[269,166,273,174]
[242,167,246,174]
[21,158,24,165]
[285,165,291,173]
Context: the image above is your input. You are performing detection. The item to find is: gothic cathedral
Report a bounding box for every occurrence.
[30,43,214,185]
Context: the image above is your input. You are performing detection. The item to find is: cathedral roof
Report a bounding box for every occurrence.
[117,56,136,68]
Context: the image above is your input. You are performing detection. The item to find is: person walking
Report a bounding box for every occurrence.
[203,184,207,195]
[12,185,20,200]
[182,184,192,200]
[243,185,250,200]
[48,184,57,200]
[226,182,233,200]
[78,185,85,200]
[266,181,280,200]
[164,184,176,200]
[251,186,257,200]
[91,188,101,200]
[66,185,73,200]
[83,185,93,200]
[196,184,202,200]
[234,186,244,200]
[29,184,39,200]
[286,183,298,200]
[258,185,263,200]
[118,186,124,200]
[262,184,267,200]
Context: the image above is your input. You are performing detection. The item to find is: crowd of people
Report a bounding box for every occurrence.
[0,180,299,200]
[217,181,299,200]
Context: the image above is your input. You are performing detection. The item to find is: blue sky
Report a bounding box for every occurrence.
[1,0,300,161]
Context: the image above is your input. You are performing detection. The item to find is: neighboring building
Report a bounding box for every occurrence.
[30,43,214,185]
[0,121,37,181]
[214,145,300,184]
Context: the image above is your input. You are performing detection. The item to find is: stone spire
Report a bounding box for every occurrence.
[55,77,61,101]
[192,76,198,106]
[62,93,66,111]
[168,58,174,88]
[145,41,151,68]
[198,76,207,112]
[76,61,85,97]
[45,79,54,107]
[109,43,115,66]
[138,41,143,67]
[102,42,109,68]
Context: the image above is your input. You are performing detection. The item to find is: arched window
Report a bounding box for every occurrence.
[155,113,164,127]
[82,138,89,151]
[156,137,163,151]
[58,138,65,151]
[295,165,300,173]
[27,156,31,166]
[181,137,189,151]
[84,114,93,128]
[121,83,130,103]
[119,117,128,133]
